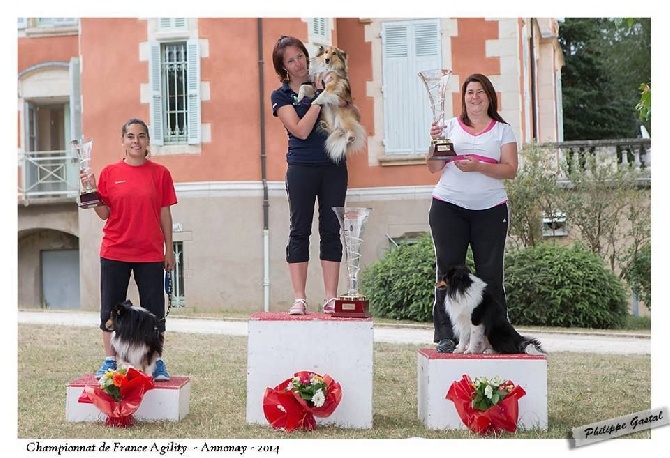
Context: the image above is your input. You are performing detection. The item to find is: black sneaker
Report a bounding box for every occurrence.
[436,338,456,353]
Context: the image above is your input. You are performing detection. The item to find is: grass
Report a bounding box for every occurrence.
[17,323,651,441]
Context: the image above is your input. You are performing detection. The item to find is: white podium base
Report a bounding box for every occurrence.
[66,375,191,422]
[246,312,373,428]
[417,349,547,430]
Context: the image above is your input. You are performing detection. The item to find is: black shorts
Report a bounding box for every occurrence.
[100,257,166,333]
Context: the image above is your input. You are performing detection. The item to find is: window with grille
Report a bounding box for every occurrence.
[163,43,188,143]
[541,211,568,237]
[150,40,201,146]
[171,241,185,307]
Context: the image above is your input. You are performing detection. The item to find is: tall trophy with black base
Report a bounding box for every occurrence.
[72,138,101,209]
[332,207,372,318]
[418,69,456,161]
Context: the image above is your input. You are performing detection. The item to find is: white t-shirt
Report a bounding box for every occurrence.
[432,117,516,210]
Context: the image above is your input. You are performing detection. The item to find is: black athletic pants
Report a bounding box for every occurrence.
[285,162,348,263]
[428,198,509,343]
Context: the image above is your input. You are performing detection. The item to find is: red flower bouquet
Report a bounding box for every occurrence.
[263,371,342,432]
[446,374,526,435]
[78,367,154,427]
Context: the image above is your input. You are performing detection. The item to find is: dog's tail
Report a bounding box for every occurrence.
[325,124,367,163]
[345,122,367,154]
[489,323,546,355]
[520,337,546,355]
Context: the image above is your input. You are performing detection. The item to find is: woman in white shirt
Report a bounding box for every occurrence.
[427,73,518,353]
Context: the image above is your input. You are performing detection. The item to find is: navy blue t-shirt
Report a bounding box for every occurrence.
[271,82,341,165]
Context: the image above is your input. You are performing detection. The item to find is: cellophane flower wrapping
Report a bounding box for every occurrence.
[78,367,155,427]
[446,374,526,435]
[262,371,342,432]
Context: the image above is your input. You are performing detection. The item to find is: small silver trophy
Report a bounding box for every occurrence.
[332,207,372,318]
[72,138,101,208]
[418,69,456,160]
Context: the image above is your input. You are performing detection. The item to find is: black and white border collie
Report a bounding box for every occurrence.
[105,300,163,375]
[436,265,545,355]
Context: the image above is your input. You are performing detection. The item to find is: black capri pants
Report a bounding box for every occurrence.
[100,257,166,333]
[428,198,509,343]
[285,162,348,263]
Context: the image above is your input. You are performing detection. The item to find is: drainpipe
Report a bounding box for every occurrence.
[258,18,271,312]
[529,18,538,140]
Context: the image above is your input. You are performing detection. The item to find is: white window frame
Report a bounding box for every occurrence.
[381,19,441,157]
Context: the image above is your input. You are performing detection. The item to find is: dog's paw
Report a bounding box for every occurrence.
[312,91,339,106]
[297,84,315,102]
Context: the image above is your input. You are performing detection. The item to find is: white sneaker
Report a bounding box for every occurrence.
[289,299,307,315]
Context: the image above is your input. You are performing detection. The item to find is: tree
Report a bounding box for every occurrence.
[505,143,562,249]
[559,18,651,140]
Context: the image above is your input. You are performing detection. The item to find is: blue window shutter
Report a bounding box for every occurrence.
[186,39,201,145]
[382,19,441,155]
[413,20,441,152]
[382,23,410,154]
[149,42,164,145]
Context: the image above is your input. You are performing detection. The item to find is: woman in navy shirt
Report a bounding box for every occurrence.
[271,35,348,315]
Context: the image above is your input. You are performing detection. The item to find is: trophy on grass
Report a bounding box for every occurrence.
[72,138,101,209]
[332,207,372,318]
[418,69,456,161]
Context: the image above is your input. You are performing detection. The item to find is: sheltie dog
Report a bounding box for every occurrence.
[298,45,366,162]
[105,300,163,375]
[436,265,545,355]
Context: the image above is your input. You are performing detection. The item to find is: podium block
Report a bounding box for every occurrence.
[246,312,373,428]
[66,375,190,422]
[417,349,547,430]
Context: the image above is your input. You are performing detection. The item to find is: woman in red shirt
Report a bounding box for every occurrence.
[85,118,177,380]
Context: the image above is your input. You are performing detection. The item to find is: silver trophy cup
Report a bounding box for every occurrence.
[72,138,101,208]
[418,69,456,160]
[332,207,372,317]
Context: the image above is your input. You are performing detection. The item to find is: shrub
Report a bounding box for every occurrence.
[625,314,651,331]
[360,234,435,322]
[624,242,651,309]
[505,243,628,329]
[361,234,473,322]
